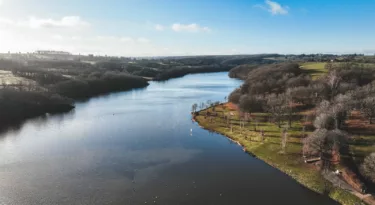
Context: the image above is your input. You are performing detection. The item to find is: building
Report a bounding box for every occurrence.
[35,50,72,55]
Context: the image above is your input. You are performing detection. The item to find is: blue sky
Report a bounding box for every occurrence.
[0,0,374,56]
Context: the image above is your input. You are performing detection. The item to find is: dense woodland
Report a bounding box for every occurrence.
[227,62,375,193]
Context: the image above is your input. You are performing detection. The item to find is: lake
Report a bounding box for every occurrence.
[0,72,337,205]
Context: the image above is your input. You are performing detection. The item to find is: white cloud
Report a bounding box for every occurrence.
[137,37,150,43]
[265,0,288,15]
[171,23,211,33]
[95,36,149,44]
[27,16,90,28]
[0,0,3,6]
[120,37,134,42]
[155,24,164,31]
[0,16,90,29]
[255,0,289,15]
[71,36,82,41]
[51,34,64,40]
[0,17,12,25]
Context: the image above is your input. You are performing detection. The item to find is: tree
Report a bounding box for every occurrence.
[239,94,264,113]
[325,62,334,70]
[207,100,212,106]
[228,89,241,104]
[303,129,327,157]
[331,94,351,129]
[303,129,347,166]
[326,69,342,100]
[314,113,335,130]
[314,98,350,130]
[360,153,375,183]
[265,94,286,128]
[285,89,294,128]
[191,103,198,113]
[281,128,288,153]
[360,97,375,124]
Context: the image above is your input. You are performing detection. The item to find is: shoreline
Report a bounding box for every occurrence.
[193,104,370,205]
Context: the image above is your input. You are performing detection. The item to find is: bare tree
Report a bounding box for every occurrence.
[314,98,349,130]
[265,93,286,128]
[191,103,198,113]
[200,102,205,109]
[325,62,334,70]
[360,97,375,124]
[315,100,331,116]
[314,113,335,130]
[207,100,212,106]
[285,89,294,128]
[360,153,375,183]
[303,129,327,157]
[301,125,306,139]
[332,94,351,129]
[303,129,347,164]
[281,128,288,153]
[326,69,342,100]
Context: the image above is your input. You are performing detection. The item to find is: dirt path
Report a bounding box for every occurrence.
[323,171,375,204]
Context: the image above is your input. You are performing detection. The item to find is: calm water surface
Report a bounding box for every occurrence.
[0,73,337,205]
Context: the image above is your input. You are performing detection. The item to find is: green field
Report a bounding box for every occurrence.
[300,62,328,80]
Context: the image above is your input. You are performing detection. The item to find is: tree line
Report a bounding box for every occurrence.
[228,62,375,186]
[0,59,149,127]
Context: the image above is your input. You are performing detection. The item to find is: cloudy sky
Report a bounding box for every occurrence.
[0,0,374,56]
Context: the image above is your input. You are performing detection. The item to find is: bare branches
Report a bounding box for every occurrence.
[281,128,288,153]
[360,153,375,183]
[191,103,198,113]
[326,69,342,100]
[360,97,375,124]
[265,93,286,128]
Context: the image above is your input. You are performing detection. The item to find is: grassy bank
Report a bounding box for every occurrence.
[194,103,365,205]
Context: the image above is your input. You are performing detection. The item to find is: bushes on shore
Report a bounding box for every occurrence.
[51,72,149,99]
[0,88,74,125]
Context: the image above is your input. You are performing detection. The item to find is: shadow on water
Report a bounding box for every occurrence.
[0,109,76,137]
[74,86,148,103]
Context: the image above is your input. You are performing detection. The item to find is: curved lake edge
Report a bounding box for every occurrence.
[0,70,229,133]
[0,72,366,204]
[193,104,365,205]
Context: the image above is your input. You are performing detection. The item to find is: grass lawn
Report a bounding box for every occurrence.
[195,104,364,205]
[300,62,328,80]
